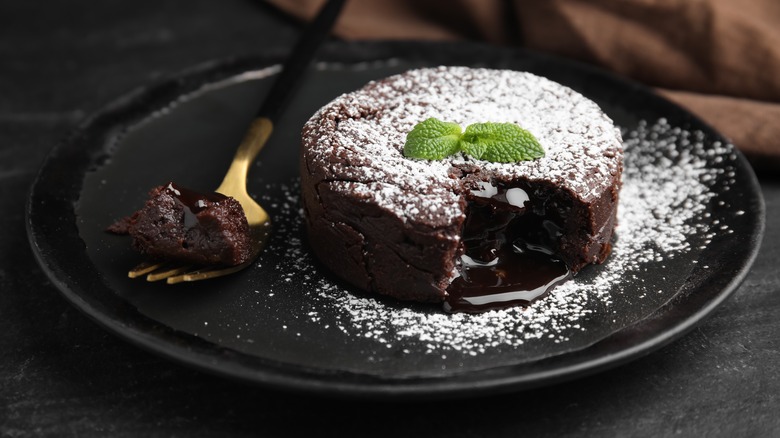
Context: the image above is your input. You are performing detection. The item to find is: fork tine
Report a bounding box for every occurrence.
[166,263,250,284]
[146,264,193,282]
[128,261,165,278]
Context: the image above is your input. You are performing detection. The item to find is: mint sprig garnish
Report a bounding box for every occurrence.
[461,122,544,162]
[403,118,463,160]
[403,118,544,163]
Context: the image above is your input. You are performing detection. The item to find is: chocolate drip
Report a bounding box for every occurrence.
[165,182,227,228]
[444,183,571,313]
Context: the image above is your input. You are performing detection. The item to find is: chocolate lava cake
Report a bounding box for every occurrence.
[300,67,623,311]
[108,182,252,266]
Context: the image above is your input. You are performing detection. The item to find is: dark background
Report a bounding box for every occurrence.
[2,1,778,436]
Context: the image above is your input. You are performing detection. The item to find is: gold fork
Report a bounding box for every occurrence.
[128,117,273,283]
[127,0,346,284]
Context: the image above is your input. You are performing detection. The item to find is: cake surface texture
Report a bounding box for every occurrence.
[300,66,623,305]
[108,182,252,266]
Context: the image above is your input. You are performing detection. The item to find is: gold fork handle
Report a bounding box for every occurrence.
[216,117,273,196]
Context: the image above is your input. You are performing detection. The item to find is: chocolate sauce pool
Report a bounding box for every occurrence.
[444,184,571,313]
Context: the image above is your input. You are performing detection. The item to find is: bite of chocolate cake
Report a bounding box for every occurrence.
[108,182,252,266]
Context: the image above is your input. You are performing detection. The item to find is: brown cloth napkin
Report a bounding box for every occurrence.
[268,0,780,173]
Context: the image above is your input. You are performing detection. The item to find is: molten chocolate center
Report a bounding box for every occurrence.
[444,182,571,313]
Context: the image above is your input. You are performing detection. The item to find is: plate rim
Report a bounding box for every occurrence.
[26,40,766,400]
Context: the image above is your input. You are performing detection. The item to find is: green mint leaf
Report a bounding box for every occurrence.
[403,118,544,163]
[460,122,544,163]
[403,118,463,160]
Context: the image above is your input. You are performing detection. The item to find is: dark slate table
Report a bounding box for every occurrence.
[2,1,778,436]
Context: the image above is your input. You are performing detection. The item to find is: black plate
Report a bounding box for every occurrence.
[27,41,764,400]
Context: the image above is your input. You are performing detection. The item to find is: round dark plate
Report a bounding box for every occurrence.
[27,41,764,400]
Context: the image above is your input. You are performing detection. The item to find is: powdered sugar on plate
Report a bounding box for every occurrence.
[255,118,736,358]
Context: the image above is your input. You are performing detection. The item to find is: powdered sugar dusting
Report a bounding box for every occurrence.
[302,67,622,227]
[257,118,735,357]
[332,180,461,226]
